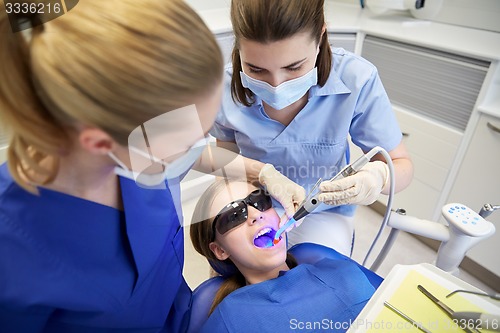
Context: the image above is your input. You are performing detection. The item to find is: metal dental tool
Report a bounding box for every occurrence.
[418,285,481,333]
[446,289,500,301]
[384,302,433,333]
[446,289,500,331]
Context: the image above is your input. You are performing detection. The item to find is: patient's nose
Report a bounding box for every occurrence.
[247,206,265,225]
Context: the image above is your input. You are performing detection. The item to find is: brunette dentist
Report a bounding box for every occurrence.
[210,0,414,256]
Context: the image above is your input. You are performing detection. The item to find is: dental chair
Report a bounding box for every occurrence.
[186,242,383,333]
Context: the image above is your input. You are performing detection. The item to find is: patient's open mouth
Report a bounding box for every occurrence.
[253,227,277,248]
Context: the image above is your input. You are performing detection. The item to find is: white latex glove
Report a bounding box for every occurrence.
[259,164,306,220]
[318,161,389,206]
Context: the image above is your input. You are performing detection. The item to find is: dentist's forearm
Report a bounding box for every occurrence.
[193,144,265,184]
[381,157,413,195]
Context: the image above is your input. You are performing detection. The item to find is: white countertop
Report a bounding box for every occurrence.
[197,3,500,62]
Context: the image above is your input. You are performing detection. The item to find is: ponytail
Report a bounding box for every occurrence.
[209,272,246,315]
[0,0,223,192]
[0,8,68,192]
[316,28,332,87]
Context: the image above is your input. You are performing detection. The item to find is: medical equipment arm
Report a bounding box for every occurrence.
[479,203,500,218]
[370,204,496,275]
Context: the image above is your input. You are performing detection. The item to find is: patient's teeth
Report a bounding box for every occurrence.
[255,227,271,238]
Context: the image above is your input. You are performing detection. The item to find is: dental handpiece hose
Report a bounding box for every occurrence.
[273,147,384,244]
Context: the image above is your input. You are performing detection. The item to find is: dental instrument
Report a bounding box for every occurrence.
[446,290,500,301]
[273,146,395,246]
[418,285,481,333]
[446,289,500,331]
[384,301,433,333]
[272,178,322,245]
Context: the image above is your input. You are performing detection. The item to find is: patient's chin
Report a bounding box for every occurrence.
[253,228,277,248]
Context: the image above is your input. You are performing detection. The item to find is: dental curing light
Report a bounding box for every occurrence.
[273,146,394,245]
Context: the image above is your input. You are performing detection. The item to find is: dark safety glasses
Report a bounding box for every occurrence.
[212,189,273,238]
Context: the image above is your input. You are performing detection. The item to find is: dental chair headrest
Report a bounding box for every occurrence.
[209,258,238,277]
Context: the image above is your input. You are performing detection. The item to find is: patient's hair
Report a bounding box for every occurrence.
[0,0,223,191]
[230,0,331,106]
[190,179,297,315]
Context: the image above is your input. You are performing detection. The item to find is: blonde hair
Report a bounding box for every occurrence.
[0,0,223,191]
[230,0,332,106]
[190,179,296,315]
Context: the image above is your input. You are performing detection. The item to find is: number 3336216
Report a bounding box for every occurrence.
[5,2,62,14]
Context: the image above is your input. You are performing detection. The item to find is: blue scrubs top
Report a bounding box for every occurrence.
[200,257,377,332]
[0,164,191,332]
[211,48,402,216]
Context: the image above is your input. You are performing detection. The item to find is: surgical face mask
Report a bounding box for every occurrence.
[108,137,207,188]
[240,67,318,110]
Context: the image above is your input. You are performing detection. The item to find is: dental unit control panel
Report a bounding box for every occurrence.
[443,204,493,238]
[385,203,496,275]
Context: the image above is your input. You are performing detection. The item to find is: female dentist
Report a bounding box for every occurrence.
[0,0,224,331]
[210,0,414,256]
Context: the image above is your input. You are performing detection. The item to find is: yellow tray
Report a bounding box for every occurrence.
[347,263,500,333]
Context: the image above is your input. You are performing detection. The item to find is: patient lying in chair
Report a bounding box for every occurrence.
[190,179,381,332]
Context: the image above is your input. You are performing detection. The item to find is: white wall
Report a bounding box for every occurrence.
[185,0,230,11]
[431,0,500,33]
[329,0,500,33]
[185,0,500,33]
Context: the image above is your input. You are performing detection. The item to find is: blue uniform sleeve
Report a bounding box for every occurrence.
[0,306,51,333]
[349,67,402,153]
[0,216,51,332]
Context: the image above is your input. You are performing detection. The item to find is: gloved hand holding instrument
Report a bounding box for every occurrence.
[273,146,393,245]
[259,163,306,221]
[318,160,389,206]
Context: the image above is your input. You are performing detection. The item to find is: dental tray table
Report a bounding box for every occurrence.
[347,263,500,333]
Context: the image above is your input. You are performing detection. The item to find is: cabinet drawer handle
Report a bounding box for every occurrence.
[487,122,500,134]
[402,132,410,137]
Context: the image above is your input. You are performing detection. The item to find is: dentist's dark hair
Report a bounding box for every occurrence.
[0,0,223,192]
[230,0,332,106]
[190,179,297,315]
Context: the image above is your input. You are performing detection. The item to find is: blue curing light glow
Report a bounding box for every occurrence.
[254,228,278,248]
[273,217,297,245]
